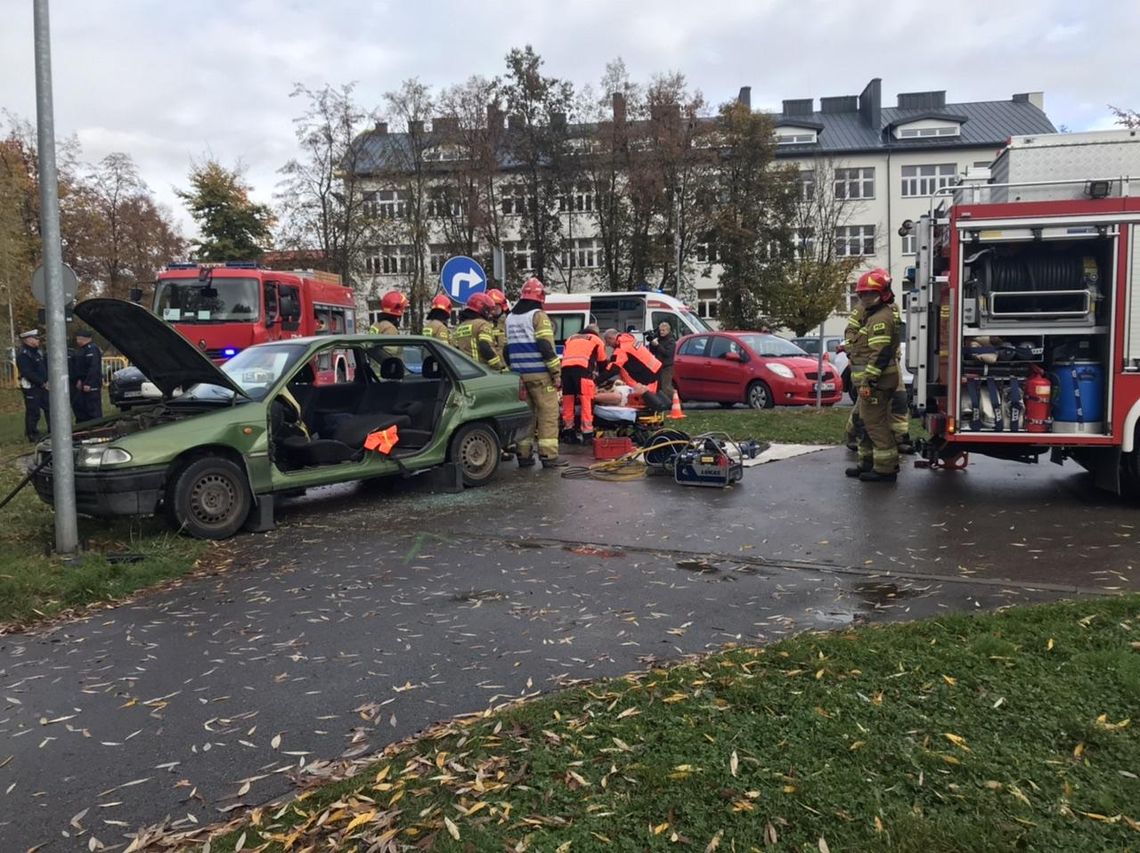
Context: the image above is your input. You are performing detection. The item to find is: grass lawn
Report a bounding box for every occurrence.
[0,389,207,630]
[209,595,1140,853]
[676,405,852,446]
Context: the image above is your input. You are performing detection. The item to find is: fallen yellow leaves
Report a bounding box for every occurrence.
[943,732,971,752]
[1094,714,1131,732]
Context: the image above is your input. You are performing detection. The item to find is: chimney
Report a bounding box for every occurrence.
[612,91,626,125]
[433,116,459,134]
[781,98,814,117]
[550,111,567,131]
[897,90,946,110]
[507,114,525,131]
[820,95,858,114]
[858,78,881,129]
[373,121,388,135]
[1013,91,1045,110]
[737,86,752,110]
[486,102,503,130]
[408,119,424,134]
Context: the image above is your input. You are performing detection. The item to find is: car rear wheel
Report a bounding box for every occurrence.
[166,456,252,540]
[747,380,774,410]
[449,422,500,487]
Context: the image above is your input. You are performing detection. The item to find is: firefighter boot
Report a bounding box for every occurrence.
[845,461,871,478]
[858,469,898,483]
[516,455,537,469]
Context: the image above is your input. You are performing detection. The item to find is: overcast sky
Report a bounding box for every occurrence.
[2,0,1137,238]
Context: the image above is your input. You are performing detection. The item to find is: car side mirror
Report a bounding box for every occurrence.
[129,287,143,304]
[724,351,743,363]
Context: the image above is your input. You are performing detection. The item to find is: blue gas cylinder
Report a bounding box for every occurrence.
[1050,360,1104,424]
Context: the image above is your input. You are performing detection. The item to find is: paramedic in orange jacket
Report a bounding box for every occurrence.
[599,329,662,393]
[560,324,607,442]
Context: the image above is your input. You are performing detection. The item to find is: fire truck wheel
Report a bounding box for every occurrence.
[166,455,252,540]
[449,422,501,487]
[747,380,774,410]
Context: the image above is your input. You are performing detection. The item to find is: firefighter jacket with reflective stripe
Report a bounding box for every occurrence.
[453,314,502,369]
[603,334,661,386]
[561,332,606,372]
[506,308,559,378]
[421,317,451,346]
[853,302,900,385]
[492,314,507,361]
[369,317,399,335]
[844,305,868,383]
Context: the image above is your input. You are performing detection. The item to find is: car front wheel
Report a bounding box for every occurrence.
[747,380,774,409]
[449,422,500,487]
[166,456,252,540]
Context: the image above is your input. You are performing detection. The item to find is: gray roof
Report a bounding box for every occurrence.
[352,95,1056,175]
[773,99,1056,155]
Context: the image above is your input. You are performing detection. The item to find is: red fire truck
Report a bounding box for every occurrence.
[152,262,357,382]
[905,129,1140,495]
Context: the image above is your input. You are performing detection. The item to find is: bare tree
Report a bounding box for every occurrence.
[436,76,504,278]
[277,83,377,286]
[382,79,435,330]
[1109,105,1139,129]
[765,158,865,336]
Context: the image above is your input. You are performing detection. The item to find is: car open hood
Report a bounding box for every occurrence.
[75,298,247,398]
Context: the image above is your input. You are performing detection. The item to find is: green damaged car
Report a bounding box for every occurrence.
[33,299,533,539]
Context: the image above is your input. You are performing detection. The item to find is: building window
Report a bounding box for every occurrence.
[428,245,449,274]
[501,185,535,216]
[562,238,602,269]
[900,163,958,197]
[504,240,536,272]
[799,170,815,200]
[559,187,595,213]
[846,280,860,311]
[696,289,718,319]
[427,190,462,219]
[364,245,415,275]
[835,225,876,257]
[834,167,874,200]
[897,125,960,138]
[695,237,719,264]
[365,190,408,219]
[775,130,818,145]
[900,232,917,255]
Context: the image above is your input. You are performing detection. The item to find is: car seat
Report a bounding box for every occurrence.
[380,356,426,422]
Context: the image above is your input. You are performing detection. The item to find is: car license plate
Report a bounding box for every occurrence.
[814,382,835,392]
[123,391,142,398]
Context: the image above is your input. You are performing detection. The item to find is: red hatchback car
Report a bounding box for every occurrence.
[672,331,843,409]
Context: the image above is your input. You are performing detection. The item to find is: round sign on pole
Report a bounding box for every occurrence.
[439,256,487,304]
[31,263,79,306]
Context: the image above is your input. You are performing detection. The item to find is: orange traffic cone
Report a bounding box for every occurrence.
[668,390,686,419]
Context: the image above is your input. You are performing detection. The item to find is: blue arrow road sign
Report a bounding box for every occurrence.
[439,256,487,303]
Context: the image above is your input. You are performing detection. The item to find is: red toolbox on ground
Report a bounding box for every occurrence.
[593,435,635,460]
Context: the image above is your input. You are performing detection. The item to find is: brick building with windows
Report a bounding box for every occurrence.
[351,78,1054,333]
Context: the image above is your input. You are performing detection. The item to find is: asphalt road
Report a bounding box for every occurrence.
[1,447,1136,850]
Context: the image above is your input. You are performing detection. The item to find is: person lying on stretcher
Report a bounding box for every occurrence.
[594,378,670,411]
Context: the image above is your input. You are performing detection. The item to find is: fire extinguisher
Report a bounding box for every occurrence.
[1025,365,1052,433]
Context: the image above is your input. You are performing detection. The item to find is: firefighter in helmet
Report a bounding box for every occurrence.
[846,268,902,482]
[370,291,408,335]
[843,303,867,451]
[487,288,510,364]
[504,277,566,467]
[422,293,453,346]
[453,292,503,370]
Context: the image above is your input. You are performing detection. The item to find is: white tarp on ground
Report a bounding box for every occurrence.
[743,443,832,467]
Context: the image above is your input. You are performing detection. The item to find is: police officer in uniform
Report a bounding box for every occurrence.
[846,268,902,482]
[73,329,103,422]
[422,294,453,345]
[16,329,50,442]
[505,277,566,468]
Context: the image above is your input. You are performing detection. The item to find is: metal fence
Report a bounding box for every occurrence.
[1,355,129,389]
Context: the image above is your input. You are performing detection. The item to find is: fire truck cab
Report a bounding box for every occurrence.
[151,262,357,381]
[905,129,1140,495]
